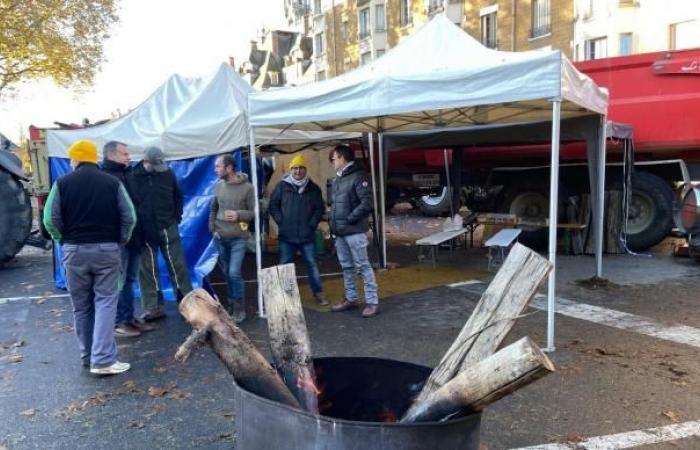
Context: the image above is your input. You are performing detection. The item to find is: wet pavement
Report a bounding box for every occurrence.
[2,226,700,449]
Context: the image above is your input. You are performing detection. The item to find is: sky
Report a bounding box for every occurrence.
[0,0,288,143]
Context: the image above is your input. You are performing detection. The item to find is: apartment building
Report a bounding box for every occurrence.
[573,0,700,61]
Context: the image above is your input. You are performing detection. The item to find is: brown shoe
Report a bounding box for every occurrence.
[361,304,379,318]
[115,323,141,338]
[130,319,156,333]
[314,292,329,306]
[331,299,358,312]
[141,307,166,322]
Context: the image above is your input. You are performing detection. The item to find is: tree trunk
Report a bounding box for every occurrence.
[401,337,555,423]
[261,264,319,414]
[176,288,300,409]
[405,243,551,415]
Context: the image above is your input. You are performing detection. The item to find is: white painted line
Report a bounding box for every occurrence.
[511,419,700,449]
[449,279,700,349]
[530,294,700,349]
[447,280,484,288]
[0,293,70,305]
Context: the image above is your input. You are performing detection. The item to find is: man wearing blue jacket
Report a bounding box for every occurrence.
[269,155,327,306]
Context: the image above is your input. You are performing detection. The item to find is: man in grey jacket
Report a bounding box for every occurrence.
[209,154,255,323]
[328,144,379,317]
[43,140,136,375]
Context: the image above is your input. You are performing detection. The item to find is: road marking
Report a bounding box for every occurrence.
[0,293,70,305]
[450,280,700,349]
[511,419,700,449]
[447,279,484,288]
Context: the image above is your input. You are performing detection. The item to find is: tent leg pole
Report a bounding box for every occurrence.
[368,133,381,251]
[546,100,561,353]
[596,115,607,278]
[249,128,265,319]
[444,148,453,217]
[378,133,387,268]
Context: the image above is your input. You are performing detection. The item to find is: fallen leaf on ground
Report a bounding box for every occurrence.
[144,404,167,418]
[154,367,168,374]
[0,354,23,364]
[168,389,191,400]
[566,433,585,444]
[128,420,145,429]
[20,408,36,417]
[662,410,680,422]
[11,340,25,348]
[147,386,167,397]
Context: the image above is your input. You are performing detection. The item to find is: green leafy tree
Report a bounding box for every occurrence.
[0,0,119,97]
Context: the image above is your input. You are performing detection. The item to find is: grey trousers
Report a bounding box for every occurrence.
[62,242,122,368]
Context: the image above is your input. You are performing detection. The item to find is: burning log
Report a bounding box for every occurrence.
[176,288,301,409]
[401,337,554,423]
[261,264,319,414]
[406,243,551,414]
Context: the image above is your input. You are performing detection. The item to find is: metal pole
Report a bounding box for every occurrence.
[596,115,608,278]
[546,100,561,353]
[368,133,380,246]
[378,133,387,268]
[249,128,265,318]
[443,148,453,217]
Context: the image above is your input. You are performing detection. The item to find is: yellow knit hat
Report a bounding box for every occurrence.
[67,140,98,164]
[289,154,307,170]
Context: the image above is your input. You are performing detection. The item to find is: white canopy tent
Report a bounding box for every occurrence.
[46,63,357,159]
[248,15,609,351]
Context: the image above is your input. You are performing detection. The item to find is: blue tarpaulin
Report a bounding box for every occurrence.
[49,150,265,300]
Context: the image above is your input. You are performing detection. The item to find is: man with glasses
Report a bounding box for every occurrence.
[328,144,379,317]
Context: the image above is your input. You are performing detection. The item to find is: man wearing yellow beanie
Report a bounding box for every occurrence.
[269,154,327,305]
[43,139,136,375]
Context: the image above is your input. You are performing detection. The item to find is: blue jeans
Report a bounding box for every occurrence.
[216,237,247,304]
[279,240,323,294]
[334,233,378,305]
[116,247,141,325]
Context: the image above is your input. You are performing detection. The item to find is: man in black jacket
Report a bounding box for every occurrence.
[269,154,327,305]
[328,144,379,317]
[101,141,155,337]
[127,146,192,321]
[43,139,135,375]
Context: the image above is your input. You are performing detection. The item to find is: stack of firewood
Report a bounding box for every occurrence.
[175,243,555,421]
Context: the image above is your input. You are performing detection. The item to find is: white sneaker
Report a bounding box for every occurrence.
[90,361,131,375]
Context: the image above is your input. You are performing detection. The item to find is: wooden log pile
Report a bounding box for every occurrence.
[175,244,555,422]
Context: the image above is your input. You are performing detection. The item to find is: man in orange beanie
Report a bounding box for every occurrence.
[43,139,136,375]
[269,154,327,305]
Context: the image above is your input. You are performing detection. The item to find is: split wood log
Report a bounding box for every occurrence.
[176,288,301,409]
[401,337,555,423]
[261,264,319,414]
[405,243,551,416]
[605,191,624,254]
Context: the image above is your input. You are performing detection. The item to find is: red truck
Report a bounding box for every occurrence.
[386,47,700,251]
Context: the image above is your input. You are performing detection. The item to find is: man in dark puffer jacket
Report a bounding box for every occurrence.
[328,144,379,317]
[269,154,327,305]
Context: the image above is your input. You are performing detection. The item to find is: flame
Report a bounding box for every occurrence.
[295,367,321,396]
[379,406,398,423]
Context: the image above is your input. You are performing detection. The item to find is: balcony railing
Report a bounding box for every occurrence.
[531,24,551,38]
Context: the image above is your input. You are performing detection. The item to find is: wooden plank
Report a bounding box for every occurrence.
[401,337,555,423]
[405,243,552,415]
[176,289,301,409]
[261,264,319,414]
[606,191,624,254]
[416,228,467,246]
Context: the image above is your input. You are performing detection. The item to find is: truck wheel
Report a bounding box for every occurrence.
[622,171,674,251]
[0,170,32,265]
[417,187,453,216]
[496,181,568,247]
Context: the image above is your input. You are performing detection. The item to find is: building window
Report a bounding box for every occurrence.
[376,49,385,58]
[481,11,497,49]
[618,0,638,6]
[669,20,698,51]
[359,7,370,39]
[618,33,633,56]
[530,0,550,38]
[314,0,322,14]
[269,72,281,86]
[375,4,386,32]
[582,0,593,19]
[585,36,607,60]
[315,32,325,55]
[361,51,372,66]
[400,0,411,27]
[316,70,326,81]
[342,20,349,40]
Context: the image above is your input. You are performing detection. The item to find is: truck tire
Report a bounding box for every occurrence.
[495,180,568,247]
[620,171,674,252]
[0,170,32,265]
[416,187,453,216]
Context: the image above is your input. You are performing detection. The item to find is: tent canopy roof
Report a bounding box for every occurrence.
[248,15,608,133]
[46,64,357,160]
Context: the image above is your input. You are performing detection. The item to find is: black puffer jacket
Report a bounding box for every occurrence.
[329,162,373,236]
[101,159,140,249]
[269,176,324,244]
[126,161,183,247]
